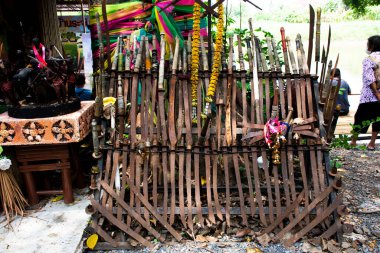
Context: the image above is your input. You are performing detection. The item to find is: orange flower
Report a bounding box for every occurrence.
[191,2,201,104]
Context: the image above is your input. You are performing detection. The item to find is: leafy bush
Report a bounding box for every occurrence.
[331,134,352,149]
[284,13,309,23]
[350,116,380,139]
[331,117,380,150]
[343,0,380,14]
[323,0,342,13]
[247,1,380,22]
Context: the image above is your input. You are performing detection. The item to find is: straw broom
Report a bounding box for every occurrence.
[0,158,28,225]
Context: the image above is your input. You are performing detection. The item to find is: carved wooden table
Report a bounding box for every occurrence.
[0,101,94,205]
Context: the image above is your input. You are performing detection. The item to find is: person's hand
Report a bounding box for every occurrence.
[376,92,380,101]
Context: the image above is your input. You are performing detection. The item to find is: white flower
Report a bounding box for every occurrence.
[257,156,263,169]
[0,158,12,171]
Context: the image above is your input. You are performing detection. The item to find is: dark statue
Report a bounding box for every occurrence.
[0,38,80,118]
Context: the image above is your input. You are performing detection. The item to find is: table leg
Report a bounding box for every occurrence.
[69,143,86,189]
[62,163,74,204]
[22,171,39,205]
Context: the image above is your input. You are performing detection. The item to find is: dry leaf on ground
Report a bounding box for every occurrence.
[195,235,208,243]
[256,233,271,247]
[205,236,218,242]
[235,228,252,238]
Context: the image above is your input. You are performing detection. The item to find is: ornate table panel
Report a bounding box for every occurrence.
[0,101,94,146]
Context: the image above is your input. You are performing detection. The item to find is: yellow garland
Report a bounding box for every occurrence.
[206,3,224,100]
[191,3,201,105]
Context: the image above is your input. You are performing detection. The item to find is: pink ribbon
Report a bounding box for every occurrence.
[32,43,47,68]
[264,118,287,146]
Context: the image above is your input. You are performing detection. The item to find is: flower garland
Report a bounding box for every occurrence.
[191,2,201,123]
[203,3,224,118]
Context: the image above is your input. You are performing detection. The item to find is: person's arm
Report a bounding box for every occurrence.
[370,82,380,100]
[346,81,351,95]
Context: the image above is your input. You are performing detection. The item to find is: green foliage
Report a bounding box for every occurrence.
[331,134,367,150]
[233,28,249,38]
[330,159,343,168]
[331,116,380,149]
[343,0,380,14]
[254,27,273,39]
[61,31,78,42]
[331,134,352,149]
[251,5,309,23]
[0,146,2,155]
[221,23,281,67]
[253,27,284,68]
[248,1,380,22]
[350,116,380,139]
[362,7,380,19]
[233,28,250,46]
[211,15,235,42]
[231,28,250,61]
[284,13,309,23]
[323,0,341,13]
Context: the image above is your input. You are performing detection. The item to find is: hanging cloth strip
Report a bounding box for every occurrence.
[149,0,184,48]
[89,1,205,59]
[174,13,207,37]
[32,43,47,68]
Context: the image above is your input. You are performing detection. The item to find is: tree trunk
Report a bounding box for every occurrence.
[37,0,63,57]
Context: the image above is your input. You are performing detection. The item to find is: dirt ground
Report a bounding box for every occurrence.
[0,192,91,253]
[2,147,379,253]
[329,148,380,252]
[89,147,380,253]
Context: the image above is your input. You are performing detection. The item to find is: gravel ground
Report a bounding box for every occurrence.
[330,148,380,253]
[92,241,301,253]
[88,147,380,253]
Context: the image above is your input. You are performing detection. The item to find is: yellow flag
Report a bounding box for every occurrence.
[86,234,99,250]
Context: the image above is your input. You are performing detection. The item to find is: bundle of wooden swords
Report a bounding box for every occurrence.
[311,6,341,142]
[88,6,348,250]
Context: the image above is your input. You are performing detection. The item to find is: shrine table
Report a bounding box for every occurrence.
[0,101,94,205]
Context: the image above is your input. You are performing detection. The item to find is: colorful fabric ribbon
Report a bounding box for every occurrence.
[32,43,47,68]
[264,118,289,147]
[150,1,184,48]
[264,118,289,165]
[89,0,207,59]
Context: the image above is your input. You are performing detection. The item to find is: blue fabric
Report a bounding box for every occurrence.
[75,87,93,101]
[334,79,351,113]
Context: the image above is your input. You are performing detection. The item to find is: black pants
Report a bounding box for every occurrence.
[353,102,380,133]
[331,110,340,135]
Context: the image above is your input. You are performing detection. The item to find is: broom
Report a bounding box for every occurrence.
[0,155,28,225]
